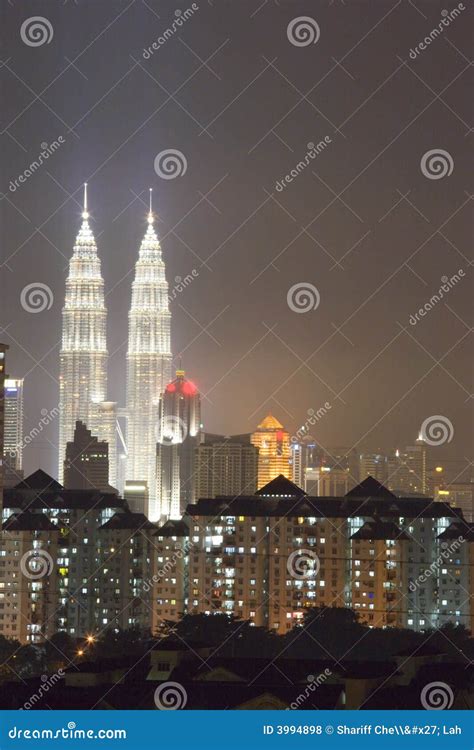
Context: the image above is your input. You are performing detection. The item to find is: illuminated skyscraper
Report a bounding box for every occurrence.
[126,191,172,517]
[3,378,24,471]
[155,369,200,521]
[0,343,9,514]
[251,414,290,488]
[59,185,109,483]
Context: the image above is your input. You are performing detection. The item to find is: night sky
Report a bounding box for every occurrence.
[1,0,472,480]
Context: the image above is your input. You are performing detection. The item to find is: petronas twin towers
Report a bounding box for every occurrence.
[59,185,172,517]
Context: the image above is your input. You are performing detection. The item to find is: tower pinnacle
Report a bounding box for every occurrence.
[82,182,89,221]
[147,188,154,225]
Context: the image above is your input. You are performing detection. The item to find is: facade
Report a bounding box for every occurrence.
[251,415,290,489]
[290,437,318,487]
[63,420,109,492]
[2,469,125,640]
[194,434,258,499]
[0,511,61,643]
[126,201,172,517]
[0,344,8,514]
[155,369,201,521]
[359,452,388,485]
[305,466,350,496]
[97,512,158,632]
[387,436,428,496]
[59,186,115,485]
[185,475,468,635]
[152,519,189,631]
[3,378,24,472]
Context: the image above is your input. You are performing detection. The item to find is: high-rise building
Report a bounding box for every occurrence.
[97,512,158,633]
[194,434,258,499]
[186,475,468,633]
[304,465,350,496]
[155,369,200,521]
[290,437,319,487]
[1,511,61,643]
[434,482,474,522]
[3,378,24,472]
[251,414,290,488]
[59,185,109,483]
[387,435,428,496]
[63,420,110,491]
[93,401,117,490]
[359,452,388,486]
[0,343,9,514]
[124,480,149,515]
[126,192,172,518]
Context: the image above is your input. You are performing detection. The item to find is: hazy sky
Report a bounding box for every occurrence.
[1,0,472,479]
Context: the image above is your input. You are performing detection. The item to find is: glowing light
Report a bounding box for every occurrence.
[166,383,176,392]
[82,182,89,220]
[182,381,197,395]
[435,466,443,473]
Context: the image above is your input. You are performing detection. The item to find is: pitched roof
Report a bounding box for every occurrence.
[155,519,190,537]
[256,414,284,430]
[14,469,62,491]
[2,510,60,532]
[345,476,396,499]
[351,519,409,540]
[256,474,306,498]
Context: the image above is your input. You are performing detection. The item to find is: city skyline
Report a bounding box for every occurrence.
[2,1,471,483]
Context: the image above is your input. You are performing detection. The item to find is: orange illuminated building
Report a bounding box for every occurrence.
[251,414,290,489]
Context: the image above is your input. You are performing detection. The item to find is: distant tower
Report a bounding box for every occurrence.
[58,185,108,483]
[251,414,290,489]
[290,436,318,487]
[155,369,201,521]
[64,420,110,492]
[126,191,172,517]
[3,378,24,471]
[0,344,9,514]
[195,434,258,499]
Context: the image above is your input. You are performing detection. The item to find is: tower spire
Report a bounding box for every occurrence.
[82,182,89,220]
[148,188,153,225]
